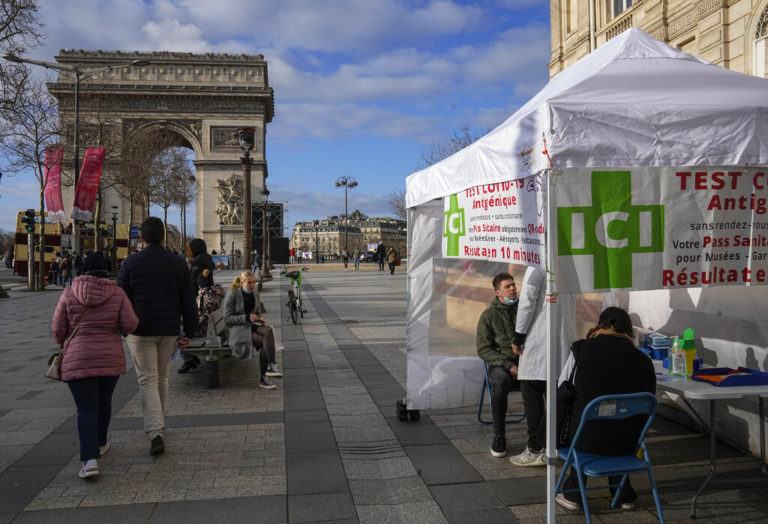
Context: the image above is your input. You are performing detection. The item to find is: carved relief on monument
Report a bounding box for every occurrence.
[55,50,267,86]
[215,174,243,225]
[211,125,262,152]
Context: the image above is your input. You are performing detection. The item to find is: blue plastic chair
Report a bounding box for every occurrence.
[554,392,665,523]
[477,361,525,424]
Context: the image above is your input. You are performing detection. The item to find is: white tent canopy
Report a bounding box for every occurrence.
[407,28,768,209]
[405,28,768,522]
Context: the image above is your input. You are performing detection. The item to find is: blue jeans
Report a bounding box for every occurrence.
[354,257,360,270]
[67,375,120,461]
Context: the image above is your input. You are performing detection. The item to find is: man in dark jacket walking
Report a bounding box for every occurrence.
[476,272,520,458]
[117,217,197,456]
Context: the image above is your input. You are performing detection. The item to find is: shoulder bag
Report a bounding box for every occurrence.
[46,307,92,381]
[556,354,578,448]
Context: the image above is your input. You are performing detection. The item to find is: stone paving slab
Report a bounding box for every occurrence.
[2,267,768,523]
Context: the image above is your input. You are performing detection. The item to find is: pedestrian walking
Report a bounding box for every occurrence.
[117,217,197,456]
[376,243,386,271]
[51,252,139,479]
[386,246,400,275]
[60,252,73,287]
[353,247,361,271]
[342,246,349,270]
[51,254,61,286]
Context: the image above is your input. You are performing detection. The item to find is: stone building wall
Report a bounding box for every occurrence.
[549,0,768,79]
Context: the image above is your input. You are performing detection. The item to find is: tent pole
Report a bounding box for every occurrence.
[546,170,558,523]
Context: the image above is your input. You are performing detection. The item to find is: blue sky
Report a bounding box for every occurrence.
[1,0,551,235]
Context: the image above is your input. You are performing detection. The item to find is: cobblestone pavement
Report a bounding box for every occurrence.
[0,266,766,523]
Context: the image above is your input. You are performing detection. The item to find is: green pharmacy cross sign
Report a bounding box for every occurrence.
[443,194,466,256]
[557,171,664,289]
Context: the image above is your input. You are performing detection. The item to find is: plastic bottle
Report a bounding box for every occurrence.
[682,328,697,377]
[669,336,686,377]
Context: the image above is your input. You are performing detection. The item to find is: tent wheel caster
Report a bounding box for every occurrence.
[396,400,420,422]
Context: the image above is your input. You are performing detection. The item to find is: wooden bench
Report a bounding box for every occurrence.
[183,308,231,388]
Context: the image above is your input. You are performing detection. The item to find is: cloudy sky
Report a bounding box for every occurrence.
[1,0,551,235]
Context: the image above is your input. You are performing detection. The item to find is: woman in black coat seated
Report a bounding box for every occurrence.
[556,306,656,512]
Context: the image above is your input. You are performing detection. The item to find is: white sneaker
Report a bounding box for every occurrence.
[79,459,99,479]
[259,378,277,390]
[266,364,282,378]
[509,447,546,466]
[99,442,111,457]
[555,493,581,511]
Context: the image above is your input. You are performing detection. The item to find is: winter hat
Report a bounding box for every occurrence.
[83,252,108,275]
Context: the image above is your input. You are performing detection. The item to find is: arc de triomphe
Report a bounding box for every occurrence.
[48,49,274,251]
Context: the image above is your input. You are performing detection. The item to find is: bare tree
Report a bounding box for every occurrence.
[0,227,14,253]
[149,146,193,248]
[171,162,196,251]
[387,188,406,220]
[0,0,45,106]
[386,124,487,220]
[116,129,184,226]
[418,124,486,169]
[0,75,60,288]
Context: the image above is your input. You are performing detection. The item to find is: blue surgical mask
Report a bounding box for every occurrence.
[242,288,254,295]
[501,296,518,305]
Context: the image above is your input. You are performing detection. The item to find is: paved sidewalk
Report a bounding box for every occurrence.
[0,268,767,523]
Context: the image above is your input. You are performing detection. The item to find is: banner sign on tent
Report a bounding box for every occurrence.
[552,167,768,293]
[43,147,66,224]
[442,174,546,268]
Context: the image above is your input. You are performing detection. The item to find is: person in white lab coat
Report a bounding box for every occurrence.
[508,266,576,466]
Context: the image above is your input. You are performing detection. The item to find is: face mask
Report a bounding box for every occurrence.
[500,296,518,305]
[242,288,254,295]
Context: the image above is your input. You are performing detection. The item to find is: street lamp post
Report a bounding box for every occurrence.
[315,222,319,264]
[235,128,254,270]
[219,222,225,254]
[2,54,149,253]
[334,176,358,260]
[111,206,118,272]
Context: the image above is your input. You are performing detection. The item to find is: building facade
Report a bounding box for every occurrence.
[550,0,768,78]
[290,216,406,258]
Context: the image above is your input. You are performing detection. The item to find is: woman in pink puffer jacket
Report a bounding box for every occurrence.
[51,252,138,479]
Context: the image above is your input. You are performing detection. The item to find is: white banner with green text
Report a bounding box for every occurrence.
[550,167,768,293]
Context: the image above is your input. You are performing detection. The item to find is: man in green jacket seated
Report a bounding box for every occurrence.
[477,272,520,458]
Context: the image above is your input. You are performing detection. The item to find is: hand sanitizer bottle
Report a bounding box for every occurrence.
[669,337,686,377]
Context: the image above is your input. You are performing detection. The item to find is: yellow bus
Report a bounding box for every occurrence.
[13,211,62,277]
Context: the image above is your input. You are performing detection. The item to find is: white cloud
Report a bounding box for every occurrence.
[141,20,210,52]
[177,0,484,53]
[269,184,396,229]
[271,102,437,140]
[30,1,551,144]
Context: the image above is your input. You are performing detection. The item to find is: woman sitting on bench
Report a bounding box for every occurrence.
[222,270,281,390]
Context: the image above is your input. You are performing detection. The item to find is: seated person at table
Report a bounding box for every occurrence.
[556,306,656,512]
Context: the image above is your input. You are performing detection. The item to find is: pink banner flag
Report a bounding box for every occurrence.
[71,147,106,222]
[43,147,66,223]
